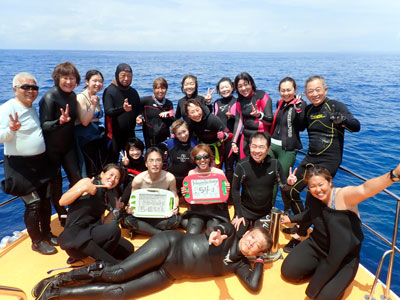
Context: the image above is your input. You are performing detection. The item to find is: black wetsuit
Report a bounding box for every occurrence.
[232,90,273,159]
[288,97,360,235]
[232,155,291,237]
[45,223,264,299]
[103,83,141,163]
[188,107,230,167]
[214,96,238,191]
[160,137,198,193]
[120,156,147,205]
[139,95,174,148]
[58,184,133,264]
[281,192,364,300]
[39,86,82,218]
[175,94,212,122]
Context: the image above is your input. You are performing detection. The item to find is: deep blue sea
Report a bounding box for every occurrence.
[0,50,399,295]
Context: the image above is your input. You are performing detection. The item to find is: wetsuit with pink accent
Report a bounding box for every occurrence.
[139,95,174,148]
[214,96,238,192]
[232,90,273,159]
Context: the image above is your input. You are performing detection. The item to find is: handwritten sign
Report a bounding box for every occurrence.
[130,188,174,218]
[182,173,228,204]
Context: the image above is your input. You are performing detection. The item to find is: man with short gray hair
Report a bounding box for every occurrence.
[0,72,58,255]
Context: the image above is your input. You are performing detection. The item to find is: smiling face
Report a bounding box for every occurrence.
[279,80,296,103]
[194,150,211,172]
[175,125,190,143]
[239,229,268,256]
[59,75,77,93]
[237,79,253,98]
[100,168,121,189]
[13,78,39,108]
[153,83,167,101]
[218,80,234,98]
[145,151,163,174]
[129,146,142,160]
[183,77,196,97]
[307,175,333,204]
[249,137,270,163]
[118,71,132,87]
[86,74,103,95]
[305,79,328,107]
[186,103,203,122]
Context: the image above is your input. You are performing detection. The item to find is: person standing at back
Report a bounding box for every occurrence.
[103,63,141,163]
[283,75,361,253]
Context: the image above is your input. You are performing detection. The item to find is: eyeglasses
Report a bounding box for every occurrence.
[15,84,39,91]
[195,154,210,161]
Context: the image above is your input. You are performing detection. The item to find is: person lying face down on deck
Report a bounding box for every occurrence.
[33,222,272,300]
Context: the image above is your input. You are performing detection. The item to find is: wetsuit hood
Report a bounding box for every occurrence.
[115,63,133,90]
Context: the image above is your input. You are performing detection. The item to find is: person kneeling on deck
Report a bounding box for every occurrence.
[0,72,58,255]
[281,163,400,300]
[231,131,297,238]
[33,222,272,299]
[122,146,181,235]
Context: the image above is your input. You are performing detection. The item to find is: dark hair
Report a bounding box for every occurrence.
[304,165,333,186]
[305,75,327,90]
[190,144,214,163]
[248,226,273,253]
[100,163,125,184]
[84,70,104,89]
[249,132,271,148]
[181,74,198,96]
[184,98,202,114]
[153,77,168,90]
[52,62,81,86]
[216,77,234,95]
[125,137,145,153]
[234,72,256,94]
[171,119,189,135]
[278,77,297,91]
[144,146,164,162]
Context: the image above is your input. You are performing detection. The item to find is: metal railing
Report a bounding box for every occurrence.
[0,154,399,299]
[0,285,27,300]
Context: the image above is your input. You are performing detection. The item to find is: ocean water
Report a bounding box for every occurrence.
[0,50,399,295]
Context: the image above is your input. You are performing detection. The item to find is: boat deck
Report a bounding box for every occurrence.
[0,209,398,300]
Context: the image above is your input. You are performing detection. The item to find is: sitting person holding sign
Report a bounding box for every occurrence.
[181,144,231,234]
[123,147,180,236]
[33,223,272,300]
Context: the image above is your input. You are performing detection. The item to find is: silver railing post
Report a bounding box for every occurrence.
[262,207,283,262]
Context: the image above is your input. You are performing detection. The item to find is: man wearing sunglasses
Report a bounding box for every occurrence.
[231,132,297,238]
[0,72,58,255]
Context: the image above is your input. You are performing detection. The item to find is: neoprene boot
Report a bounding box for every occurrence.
[32,262,105,298]
[58,283,126,300]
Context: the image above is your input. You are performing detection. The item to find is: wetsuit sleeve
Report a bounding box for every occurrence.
[260,94,273,123]
[293,100,307,131]
[232,163,245,218]
[275,159,292,191]
[231,105,243,143]
[102,88,125,117]
[175,100,182,119]
[206,222,235,238]
[334,101,360,132]
[289,208,310,224]
[39,95,63,132]
[234,258,264,292]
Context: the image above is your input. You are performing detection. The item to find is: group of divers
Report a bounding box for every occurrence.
[1,61,399,300]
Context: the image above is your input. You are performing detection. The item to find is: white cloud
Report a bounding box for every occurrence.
[0,0,399,51]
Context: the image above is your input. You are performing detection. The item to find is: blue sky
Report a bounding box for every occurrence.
[1,0,399,52]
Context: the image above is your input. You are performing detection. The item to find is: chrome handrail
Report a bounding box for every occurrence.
[0,285,27,300]
[0,152,399,298]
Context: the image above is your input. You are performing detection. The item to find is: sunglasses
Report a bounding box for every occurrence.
[195,154,210,161]
[15,84,39,91]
